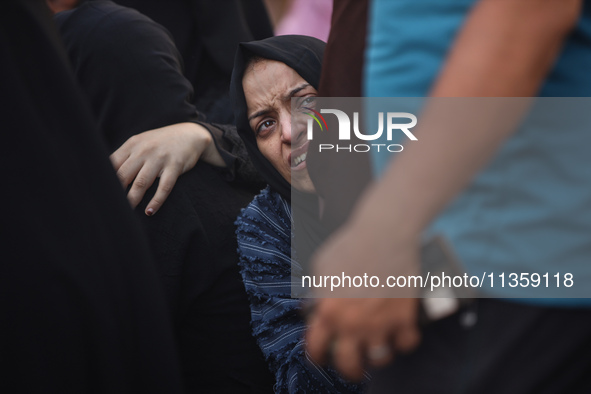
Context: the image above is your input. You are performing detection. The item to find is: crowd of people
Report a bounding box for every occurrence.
[2,0,591,393]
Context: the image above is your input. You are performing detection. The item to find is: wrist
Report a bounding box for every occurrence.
[192,123,225,167]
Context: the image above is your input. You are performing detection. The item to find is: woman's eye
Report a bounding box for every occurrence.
[301,96,316,108]
[303,97,316,106]
[257,120,275,136]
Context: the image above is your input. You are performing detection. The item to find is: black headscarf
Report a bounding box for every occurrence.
[230,35,327,272]
[230,35,325,202]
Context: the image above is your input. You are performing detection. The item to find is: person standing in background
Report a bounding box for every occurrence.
[48,0,274,124]
[307,0,372,234]
[114,0,273,124]
[307,0,591,392]
[55,1,275,391]
[274,0,333,42]
[1,1,183,392]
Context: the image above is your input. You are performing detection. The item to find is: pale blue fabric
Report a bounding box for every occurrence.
[365,0,591,303]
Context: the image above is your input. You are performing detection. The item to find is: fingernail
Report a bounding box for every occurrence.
[146,208,154,216]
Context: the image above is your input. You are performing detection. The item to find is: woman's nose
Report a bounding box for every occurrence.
[280,118,292,143]
[280,112,307,145]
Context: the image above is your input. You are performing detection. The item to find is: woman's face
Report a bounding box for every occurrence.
[242,59,316,193]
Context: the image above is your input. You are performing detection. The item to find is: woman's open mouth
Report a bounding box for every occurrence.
[290,141,310,169]
[292,151,307,166]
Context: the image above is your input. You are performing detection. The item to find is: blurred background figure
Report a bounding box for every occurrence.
[308,1,591,393]
[308,0,372,235]
[272,0,333,42]
[1,1,183,393]
[46,0,77,12]
[114,0,273,124]
[48,0,273,124]
[55,1,275,392]
[262,0,290,29]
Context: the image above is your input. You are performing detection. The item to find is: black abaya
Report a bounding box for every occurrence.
[112,0,273,124]
[55,2,273,392]
[0,1,183,392]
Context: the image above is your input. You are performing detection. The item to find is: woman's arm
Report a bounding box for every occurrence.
[110,120,264,216]
[56,2,263,216]
[110,122,222,215]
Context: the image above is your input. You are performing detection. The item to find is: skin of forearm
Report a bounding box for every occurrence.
[351,0,581,239]
[432,0,582,96]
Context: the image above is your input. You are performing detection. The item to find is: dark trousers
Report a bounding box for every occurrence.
[368,299,591,394]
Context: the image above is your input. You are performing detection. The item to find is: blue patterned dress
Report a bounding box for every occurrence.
[236,187,365,393]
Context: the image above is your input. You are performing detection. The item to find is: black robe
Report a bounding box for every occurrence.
[0,0,183,393]
[111,0,273,124]
[55,1,273,392]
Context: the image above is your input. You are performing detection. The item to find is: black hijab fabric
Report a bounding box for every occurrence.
[230,35,325,203]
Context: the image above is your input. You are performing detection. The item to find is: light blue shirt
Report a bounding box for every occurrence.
[365,0,591,303]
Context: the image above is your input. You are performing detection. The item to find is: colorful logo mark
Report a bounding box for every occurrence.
[303,107,328,132]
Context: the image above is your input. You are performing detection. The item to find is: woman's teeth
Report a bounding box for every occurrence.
[293,152,307,166]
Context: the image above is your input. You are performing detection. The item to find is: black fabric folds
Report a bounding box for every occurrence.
[0,1,183,392]
[55,2,274,392]
[113,0,274,124]
[55,0,198,152]
[56,0,263,186]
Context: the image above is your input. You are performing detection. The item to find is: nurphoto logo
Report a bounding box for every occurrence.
[306,109,418,153]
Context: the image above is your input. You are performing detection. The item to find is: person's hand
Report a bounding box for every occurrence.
[306,298,420,380]
[305,214,421,380]
[110,122,225,215]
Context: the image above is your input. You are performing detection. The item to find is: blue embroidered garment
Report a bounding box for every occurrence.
[236,186,364,393]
